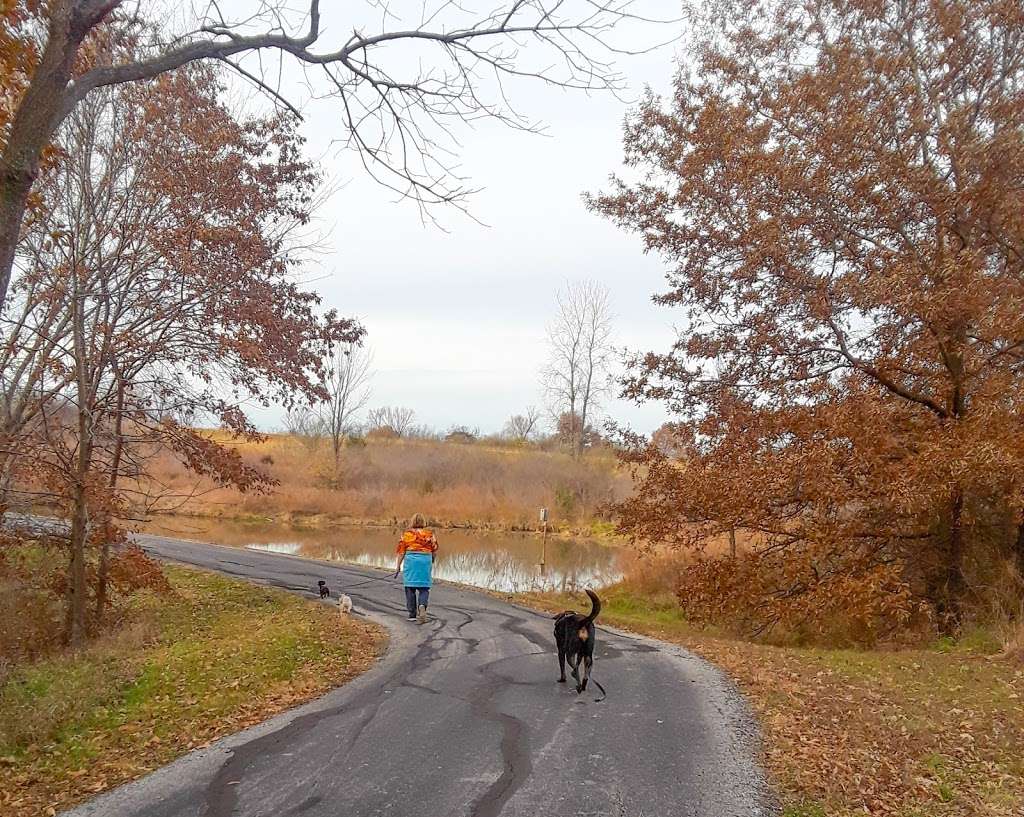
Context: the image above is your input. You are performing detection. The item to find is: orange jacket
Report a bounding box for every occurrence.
[396,528,438,556]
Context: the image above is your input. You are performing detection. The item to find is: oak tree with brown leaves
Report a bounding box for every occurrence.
[593,0,1024,638]
[2,65,357,644]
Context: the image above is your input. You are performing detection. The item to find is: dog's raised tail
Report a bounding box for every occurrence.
[583,588,601,626]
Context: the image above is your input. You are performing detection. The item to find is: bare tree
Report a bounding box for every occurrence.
[542,281,615,455]
[319,341,373,473]
[445,425,478,443]
[367,405,416,438]
[0,1,662,317]
[503,406,541,442]
[283,405,324,450]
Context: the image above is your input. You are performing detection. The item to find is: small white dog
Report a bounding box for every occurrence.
[337,594,353,615]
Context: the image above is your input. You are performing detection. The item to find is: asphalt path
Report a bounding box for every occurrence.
[64,532,775,817]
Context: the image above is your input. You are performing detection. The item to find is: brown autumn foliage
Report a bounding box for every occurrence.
[592,0,1024,639]
[1,63,358,646]
[0,2,34,131]
[0,529,169,664]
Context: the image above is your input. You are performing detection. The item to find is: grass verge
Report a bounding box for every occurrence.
[0,566,386,817]
[516,586,1024,817]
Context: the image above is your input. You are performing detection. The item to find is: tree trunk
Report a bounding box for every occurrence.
[938,313,967,628]
[0,4,86,314]
[95,378,125,624]
[0,166,35,311]
[942,488,966,628]
[67,478,90,646]
[94,523,111,624]
[1013,521,1024,580]
[579,388,589,460]
[67,276,93,645]
[0,446,13,511]
[570,398,580,459]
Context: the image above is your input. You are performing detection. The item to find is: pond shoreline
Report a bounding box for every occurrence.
[137,513,626,595]
[142,508,624,543]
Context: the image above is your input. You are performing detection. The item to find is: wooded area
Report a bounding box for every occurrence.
[594,0,1024,640]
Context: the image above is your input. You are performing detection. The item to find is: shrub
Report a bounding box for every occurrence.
[109,545,172,596]
[554,485,576,518]
[0,532,170,665]
[675,547,932,647]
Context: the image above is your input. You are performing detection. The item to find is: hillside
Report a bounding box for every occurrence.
[144,432,631,532]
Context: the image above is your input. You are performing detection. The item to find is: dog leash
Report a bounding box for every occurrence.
[590,677,607,703]
[328,570,400,592]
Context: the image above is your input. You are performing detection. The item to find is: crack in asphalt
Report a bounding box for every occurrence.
[465,664,533,817]
[112,535,777,817]
[189,556,546,817]
[199,611,413,817]
[286,794,321,815]
[461,610,568,817]
[166,545,572,817]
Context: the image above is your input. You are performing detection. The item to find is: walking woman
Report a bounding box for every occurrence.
[396,513,437,623]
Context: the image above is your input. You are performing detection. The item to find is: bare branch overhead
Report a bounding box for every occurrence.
[70,1,659,212]
[0,0,674,320]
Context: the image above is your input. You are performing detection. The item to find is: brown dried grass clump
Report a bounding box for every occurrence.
[1004,622,1024,663]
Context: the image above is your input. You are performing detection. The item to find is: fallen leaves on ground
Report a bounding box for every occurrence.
[519,590,1024,817]
[687,637,1023,817]
[0,567,386,817]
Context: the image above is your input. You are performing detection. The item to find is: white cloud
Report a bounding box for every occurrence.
[226,1,683,436]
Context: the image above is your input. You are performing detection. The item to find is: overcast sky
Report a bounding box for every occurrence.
[219,2,686,436]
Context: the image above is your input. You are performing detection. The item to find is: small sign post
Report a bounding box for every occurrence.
[539,507,549,575]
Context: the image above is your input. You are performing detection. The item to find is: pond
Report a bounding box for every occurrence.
[140,517,624,594]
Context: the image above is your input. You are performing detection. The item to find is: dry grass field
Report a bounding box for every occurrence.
[144,431,631,531]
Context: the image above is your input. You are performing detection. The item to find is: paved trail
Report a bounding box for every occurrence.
[65,533,774,817]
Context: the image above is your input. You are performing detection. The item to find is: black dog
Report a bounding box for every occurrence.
[553,589,602,695]
[317,579,330,599]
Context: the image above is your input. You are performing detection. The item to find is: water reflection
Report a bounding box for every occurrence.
[141,517,622,593]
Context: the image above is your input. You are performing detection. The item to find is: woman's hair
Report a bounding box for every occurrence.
[410,513,426,529]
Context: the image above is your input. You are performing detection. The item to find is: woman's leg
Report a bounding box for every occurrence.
[404,587,417,618]
[415,587,430,623]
